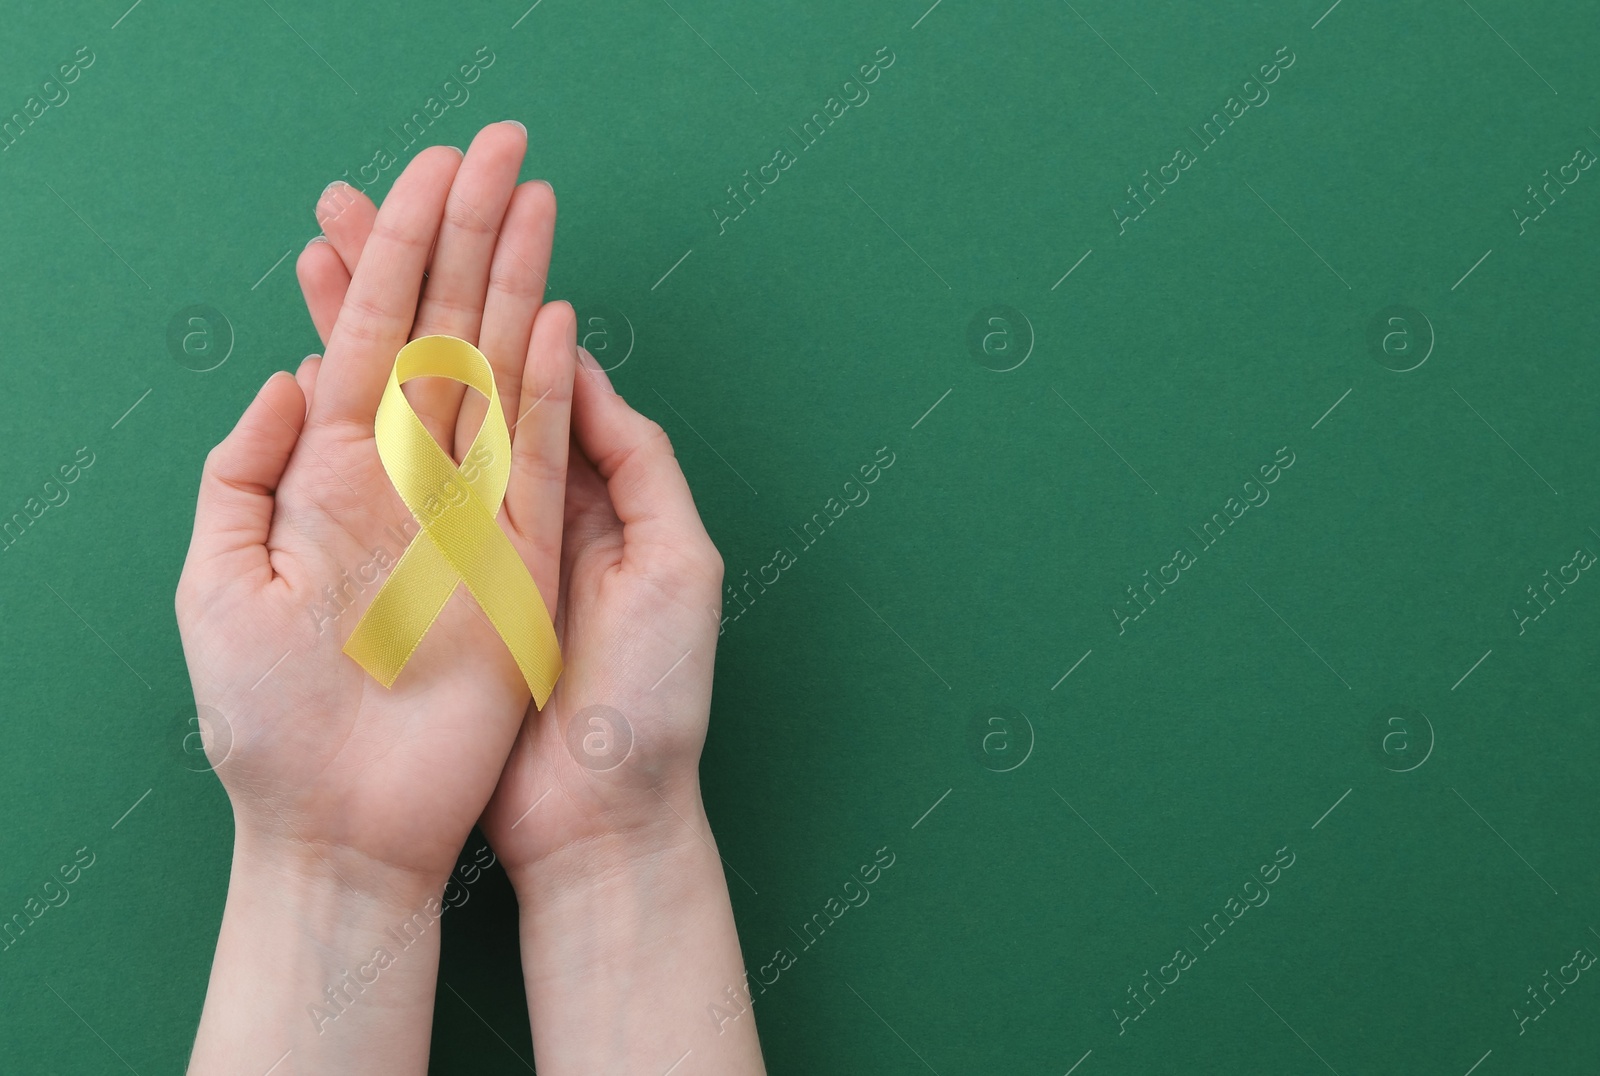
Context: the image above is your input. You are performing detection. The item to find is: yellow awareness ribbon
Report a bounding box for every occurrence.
[343,335,562,707]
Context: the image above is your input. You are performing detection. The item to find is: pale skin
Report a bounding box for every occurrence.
[180,122,766,1074]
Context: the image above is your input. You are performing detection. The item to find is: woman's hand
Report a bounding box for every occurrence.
[299,125,765,1074]
[181,120,573,892]
[299,141,725,888]
[183,123,576,1073]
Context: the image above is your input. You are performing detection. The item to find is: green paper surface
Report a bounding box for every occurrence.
[2,1,1598,1072]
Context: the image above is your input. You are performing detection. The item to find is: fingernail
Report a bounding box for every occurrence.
[316,182,349,224]
[307,235,329,246]
[532,178,553,194]
[503,119,526,135]
[578,347,614,392]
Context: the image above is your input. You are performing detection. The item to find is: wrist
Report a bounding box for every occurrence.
[228,832,448,941]
[508,795,766,1075]
[503,780,713,900]
[189,825,451,1074]
[231,821,447,920]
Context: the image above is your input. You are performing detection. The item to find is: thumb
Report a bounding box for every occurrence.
[570,348,716,561]
[186,370,307,581]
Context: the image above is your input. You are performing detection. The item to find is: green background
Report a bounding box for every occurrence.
[2,0,1598,1072]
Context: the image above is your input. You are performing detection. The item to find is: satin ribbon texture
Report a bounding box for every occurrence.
[342,335,562,707]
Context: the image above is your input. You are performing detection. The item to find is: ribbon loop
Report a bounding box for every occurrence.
[343,335,562,707]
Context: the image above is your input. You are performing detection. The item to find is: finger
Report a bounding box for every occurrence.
[294,355,321,413]
[310,146,463,430]
[505,300,576,607]
[568,349,719,568]
[188,371,306,577]
[407,121,528,452]
[454,178,557,461]
[557,438,621,627]
[295,237,349,346]
[315,181,378,273]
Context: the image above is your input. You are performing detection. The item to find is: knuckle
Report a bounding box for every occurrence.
[487,259,541,303]
[642,420,675,458]
[414,289,484,333]
[511,437,566,486]
[656,530,724,589]
[442,196,497,238]
[369,217,432,254]
[338,293,402,344]
[200,444,227,483]
[518,366,572,420]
